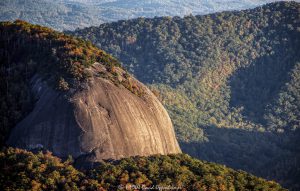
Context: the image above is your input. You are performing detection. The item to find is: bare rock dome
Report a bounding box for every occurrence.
[7,64,181,161]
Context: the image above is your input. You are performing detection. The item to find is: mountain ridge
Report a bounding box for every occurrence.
[1,0,299,31]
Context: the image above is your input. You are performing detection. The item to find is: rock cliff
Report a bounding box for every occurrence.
[8,65,181,161]
[2,21,181,161]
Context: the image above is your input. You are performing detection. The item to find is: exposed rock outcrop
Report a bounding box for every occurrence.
[2,20,180,162]
[7,64,181,161]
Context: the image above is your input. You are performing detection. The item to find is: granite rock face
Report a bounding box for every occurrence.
[7,66,181,161]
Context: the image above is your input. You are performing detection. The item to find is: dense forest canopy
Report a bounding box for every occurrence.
[70,1,300,190]
[72,1,300,134]
[0,147,286,191]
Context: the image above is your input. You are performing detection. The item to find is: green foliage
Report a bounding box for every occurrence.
[266,62,300,132]
[180,128,300,191]
[58,77,69,91]
[0,147,87,191]
[70,2,300,190]
[0,147,286,191]
[1,19,121,86]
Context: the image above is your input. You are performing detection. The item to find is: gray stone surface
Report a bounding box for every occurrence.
[7,68,181,161]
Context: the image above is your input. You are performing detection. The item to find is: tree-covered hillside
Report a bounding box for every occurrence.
[0,147,286,191]
[71,1,300,190]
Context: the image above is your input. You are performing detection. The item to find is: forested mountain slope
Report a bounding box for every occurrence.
[71,1,300,190]
[1,0,299,31]
[0,147,286,191]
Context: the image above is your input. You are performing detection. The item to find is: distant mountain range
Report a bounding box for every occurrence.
[1,0,299,30]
